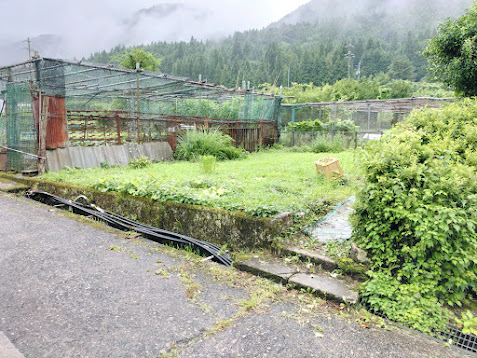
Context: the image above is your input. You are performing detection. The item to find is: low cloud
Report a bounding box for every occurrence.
[0,0,309,65]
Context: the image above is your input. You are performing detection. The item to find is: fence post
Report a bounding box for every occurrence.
[259,120,264,146]
[137,116,141,144]
[367,104,371,131]
[115,112,122,145]
[38,95,49,175]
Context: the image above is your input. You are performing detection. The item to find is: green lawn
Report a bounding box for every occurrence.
[40,149,361,217]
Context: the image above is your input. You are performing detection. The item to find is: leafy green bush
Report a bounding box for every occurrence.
[287,119,358,133]
[175,128,246,161]
[287,119,324,132]
[325,120,358,132]
[457,310,477,335]
[352,99,477,332]
[129,156,152,169]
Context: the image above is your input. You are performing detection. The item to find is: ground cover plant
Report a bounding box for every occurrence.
[352,98,477,333]
[40,150,360,217]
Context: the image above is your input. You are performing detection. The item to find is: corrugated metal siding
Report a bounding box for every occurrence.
[45,96,67,150]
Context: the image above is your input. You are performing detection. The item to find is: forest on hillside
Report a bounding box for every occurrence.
[87,0,472,92]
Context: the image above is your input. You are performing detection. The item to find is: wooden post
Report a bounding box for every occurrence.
[259,120,264,146]
[37,95,49,174]
[115,112,122,145]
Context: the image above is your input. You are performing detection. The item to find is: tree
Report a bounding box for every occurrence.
[388,56,416,81]
[114,48,162,72]
[424,1,477,96]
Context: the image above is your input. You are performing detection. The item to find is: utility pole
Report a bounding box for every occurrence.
[26,38,32,61]
[23,38,34,81]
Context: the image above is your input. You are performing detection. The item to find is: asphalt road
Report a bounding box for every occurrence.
[0,192,469,358]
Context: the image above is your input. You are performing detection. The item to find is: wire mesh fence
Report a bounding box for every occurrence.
[66,110,277,152]
[5,82,37,172]
[0,99,5,145]
[281,98,454,133]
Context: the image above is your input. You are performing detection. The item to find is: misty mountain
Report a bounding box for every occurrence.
[119,3,215,46]
[87,0,473,89]
[273,0,473,32]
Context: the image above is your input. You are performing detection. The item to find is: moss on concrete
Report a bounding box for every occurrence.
[0,173,291,249]
[336,257,368,280]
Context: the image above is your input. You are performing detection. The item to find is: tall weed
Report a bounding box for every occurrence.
[311,133,346,153]
[198,155,217,174]
[175,128,246,161]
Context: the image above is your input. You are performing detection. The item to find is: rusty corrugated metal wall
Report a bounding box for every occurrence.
[33,96,68,150]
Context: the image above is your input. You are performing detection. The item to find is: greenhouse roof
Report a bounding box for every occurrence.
[0,57,275,102]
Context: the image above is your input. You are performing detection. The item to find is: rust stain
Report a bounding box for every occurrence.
[32,96,68,150]
[45,96,67,150]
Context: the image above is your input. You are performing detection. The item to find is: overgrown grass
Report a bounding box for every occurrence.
[40,149,361,217]
[175,128,246,161]
[311,133,346,153]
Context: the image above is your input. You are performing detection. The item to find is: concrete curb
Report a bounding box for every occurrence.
[283,247,339,271]
[236,258,358,304]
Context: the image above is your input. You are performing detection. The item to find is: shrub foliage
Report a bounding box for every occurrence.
[287,119,358,132]
[352,99,477,332]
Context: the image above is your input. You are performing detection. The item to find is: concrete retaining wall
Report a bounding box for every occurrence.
[0,174,292,250]
[45,142,173,172]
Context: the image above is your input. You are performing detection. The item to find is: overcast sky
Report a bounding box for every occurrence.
[0,0,310,61]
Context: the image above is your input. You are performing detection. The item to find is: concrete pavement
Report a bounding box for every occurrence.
[0,192,468,357]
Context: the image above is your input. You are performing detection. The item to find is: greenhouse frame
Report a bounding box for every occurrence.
[0,57,281,173]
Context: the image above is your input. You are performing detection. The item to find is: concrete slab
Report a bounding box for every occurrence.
[235,258,298,284]
[289,273,359,304]
[237,258,357,304]
[0,332,24,358]
[309,196,355,242]
[285,247,338,271]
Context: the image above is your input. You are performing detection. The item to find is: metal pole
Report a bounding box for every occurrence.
[1,145,44,159]
[367,104,371,131]
[136,65,140,143]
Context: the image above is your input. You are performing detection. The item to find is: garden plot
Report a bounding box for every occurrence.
[40,150,361,217]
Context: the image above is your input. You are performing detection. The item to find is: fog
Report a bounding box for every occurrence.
[0,0,309,65]
[278,0,473,29]
[1,0,471,67]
